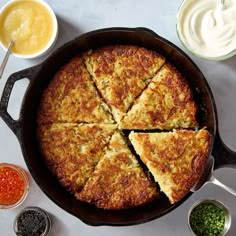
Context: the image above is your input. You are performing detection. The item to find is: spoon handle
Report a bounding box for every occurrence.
[221,0,225,10]
[0,40,14,80]
[210,174,236,196]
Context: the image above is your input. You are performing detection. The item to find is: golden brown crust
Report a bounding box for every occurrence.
[84,45,165,122]
[120,64,198,130]
[36,45,211,209]
[37,56,114,124]
[129,129,211,204]
[77,132,158,209]
[37,123,116,193]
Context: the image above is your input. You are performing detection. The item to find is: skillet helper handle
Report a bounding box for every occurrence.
[212,130,236,169]
[0,65,40,138]
[210,174,236,196]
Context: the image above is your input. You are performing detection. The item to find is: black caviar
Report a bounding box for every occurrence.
[14,207,50,236]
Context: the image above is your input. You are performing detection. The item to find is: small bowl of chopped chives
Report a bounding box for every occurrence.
[188,199,231,236]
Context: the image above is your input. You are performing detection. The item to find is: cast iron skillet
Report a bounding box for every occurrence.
[1,27,236,226]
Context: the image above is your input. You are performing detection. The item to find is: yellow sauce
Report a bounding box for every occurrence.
[0,0,54,55]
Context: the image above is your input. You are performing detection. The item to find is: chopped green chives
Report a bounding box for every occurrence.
[189,202,225,236]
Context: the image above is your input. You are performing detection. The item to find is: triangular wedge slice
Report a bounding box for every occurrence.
[120,64,198,130]
[37,123,116,193]
[129,129,211,204]
[37,56,114,124]
[77,132,158,209]
[84,45,165,123]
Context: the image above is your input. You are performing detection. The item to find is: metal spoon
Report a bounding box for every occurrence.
[221,0,225,10]
[191,155,236,196]
[0,40,14,79]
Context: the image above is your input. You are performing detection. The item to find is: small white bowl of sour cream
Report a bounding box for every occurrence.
[176,0,236,61]
[0,0,58,59]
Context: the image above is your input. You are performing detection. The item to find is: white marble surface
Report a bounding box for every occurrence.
[0,0,236,235]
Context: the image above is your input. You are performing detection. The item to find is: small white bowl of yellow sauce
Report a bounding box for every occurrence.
[0,0,58,59]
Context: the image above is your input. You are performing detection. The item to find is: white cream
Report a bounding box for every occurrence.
[177,0,236,59]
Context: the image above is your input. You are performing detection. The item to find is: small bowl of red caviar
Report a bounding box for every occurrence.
[0,163,30,209]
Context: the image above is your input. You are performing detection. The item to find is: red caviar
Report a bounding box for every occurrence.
[0,165,26,205]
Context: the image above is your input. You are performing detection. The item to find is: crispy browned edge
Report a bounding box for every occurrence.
[129,129,211,204]
[76,132,158,210]
[37,123,116,195]
[120,62,198,129]
[37,55,114,124]
[83,45,166,122]
[170,129,211,203]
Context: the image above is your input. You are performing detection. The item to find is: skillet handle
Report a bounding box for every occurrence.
[0,65,41,138]
[212,130,236,169]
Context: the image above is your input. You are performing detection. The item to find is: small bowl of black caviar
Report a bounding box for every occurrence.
[13,206,51,236]
[188,199,231,236]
